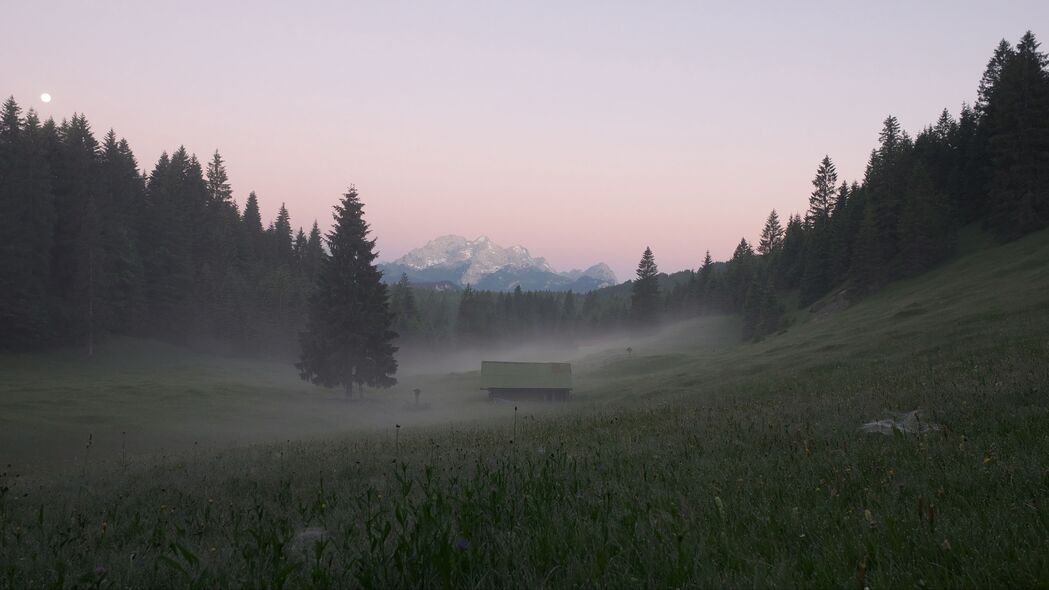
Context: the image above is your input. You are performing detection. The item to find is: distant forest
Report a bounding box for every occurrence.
[2,32,1047,355]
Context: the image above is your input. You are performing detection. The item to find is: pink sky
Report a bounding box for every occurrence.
[5,1,1046,280]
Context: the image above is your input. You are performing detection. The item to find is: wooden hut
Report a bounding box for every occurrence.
[480,361,572,401]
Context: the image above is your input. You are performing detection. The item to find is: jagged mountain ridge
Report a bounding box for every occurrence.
[380,235,617,292]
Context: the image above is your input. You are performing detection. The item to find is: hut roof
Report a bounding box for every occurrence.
[480,361,572,390]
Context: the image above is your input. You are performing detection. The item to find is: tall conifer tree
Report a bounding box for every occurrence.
[630,247,661,324]
[758,210,784,256]
[297,187,397,397]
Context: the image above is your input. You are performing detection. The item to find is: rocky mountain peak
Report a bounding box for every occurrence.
[382,235,617,292]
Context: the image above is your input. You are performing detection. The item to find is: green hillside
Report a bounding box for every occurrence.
[1,228,1048,587]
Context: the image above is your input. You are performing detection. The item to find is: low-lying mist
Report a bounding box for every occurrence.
[0,316,738,477]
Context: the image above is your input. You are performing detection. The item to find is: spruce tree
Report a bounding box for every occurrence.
[850,206,882,292]
[866,116,913,271]
[977,39,1017,117]
[799,214,832,307]
[302,221,325,280]
[807,156,838,224]
[456,284,490,342]
[899,164,955,275]
[757,210,784,256]
[297,187,398,397]
[954,103,986,223]
[293,228,307,259]
[390,273,420,338]
[741,274,764,341]
[630,247,660,324]
[694,251,715,312]
[725,238,756,311]
[757,276,785,338]
[562,290,577,330]
[51,114,106,348]
[828,182,858,283]
[205,151,233,207]
[240,191,264,262]
[986,32,1049,237]
[141,147,201,334]
[776,215,805,289]
[273,203,294,262]
[98,130,146,332]
[0,99,56,348]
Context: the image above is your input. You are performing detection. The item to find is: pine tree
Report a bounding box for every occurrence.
[828,182,858,283]
[51,114,105,349]
[899,164,955,275]
[775,215,805,289]
[757,276,785,338]
[850,206,882,292]
[273,203,293,257]
[141,147,201,334]
[293,227,307,261]
[866,116,913,271]
[757,209,784,256]
[741,273,764,341]
[297,187,398,397]
[0,99,56,348]
[98,130,146,332]
[390,273,421,338]
[977,39,1017,117]
[725,238,756,311]
[630,247,660,324]
[302,221,325,280]
[205,151,233,207]
[694,251,715,312]
[807,156,839,224]
[456,284,489,342]
[240,190,264,262]
[986,31,1049,237]
[562,290,577,330]
[799,214,832,307]
[954,103,986,223]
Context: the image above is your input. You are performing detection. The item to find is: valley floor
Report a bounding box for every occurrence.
[1,229,1048,587]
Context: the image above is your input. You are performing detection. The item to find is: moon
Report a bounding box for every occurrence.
[40,93,52,104]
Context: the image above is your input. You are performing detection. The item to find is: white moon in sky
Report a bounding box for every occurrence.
[40,93,52,103]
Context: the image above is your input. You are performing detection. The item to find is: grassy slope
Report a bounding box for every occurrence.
[1,229,1048,588]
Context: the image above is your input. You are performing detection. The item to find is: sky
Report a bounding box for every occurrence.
[4,1,1047,280]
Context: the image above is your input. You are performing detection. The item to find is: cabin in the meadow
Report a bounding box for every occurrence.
[480,361,572,401]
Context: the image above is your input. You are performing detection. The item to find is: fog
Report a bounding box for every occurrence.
[0,317,737,477]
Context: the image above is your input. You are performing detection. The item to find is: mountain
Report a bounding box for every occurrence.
[380,235,617,292]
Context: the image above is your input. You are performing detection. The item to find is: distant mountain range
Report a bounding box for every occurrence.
[380,235,617,292]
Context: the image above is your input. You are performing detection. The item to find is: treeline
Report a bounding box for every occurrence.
[650,31,1049,341]
[388,276,631,345]
[0,102,323,354]
[398,31,1049,345]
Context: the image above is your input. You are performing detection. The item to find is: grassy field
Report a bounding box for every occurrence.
[1,228,1048,588]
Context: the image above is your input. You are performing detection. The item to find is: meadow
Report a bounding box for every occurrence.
[1,227,1048,588]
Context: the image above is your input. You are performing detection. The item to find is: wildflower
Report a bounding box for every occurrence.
[454,537,470,551]
[94,565,107,577]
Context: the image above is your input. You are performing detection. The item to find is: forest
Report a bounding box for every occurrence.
[2,32,1048,355]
